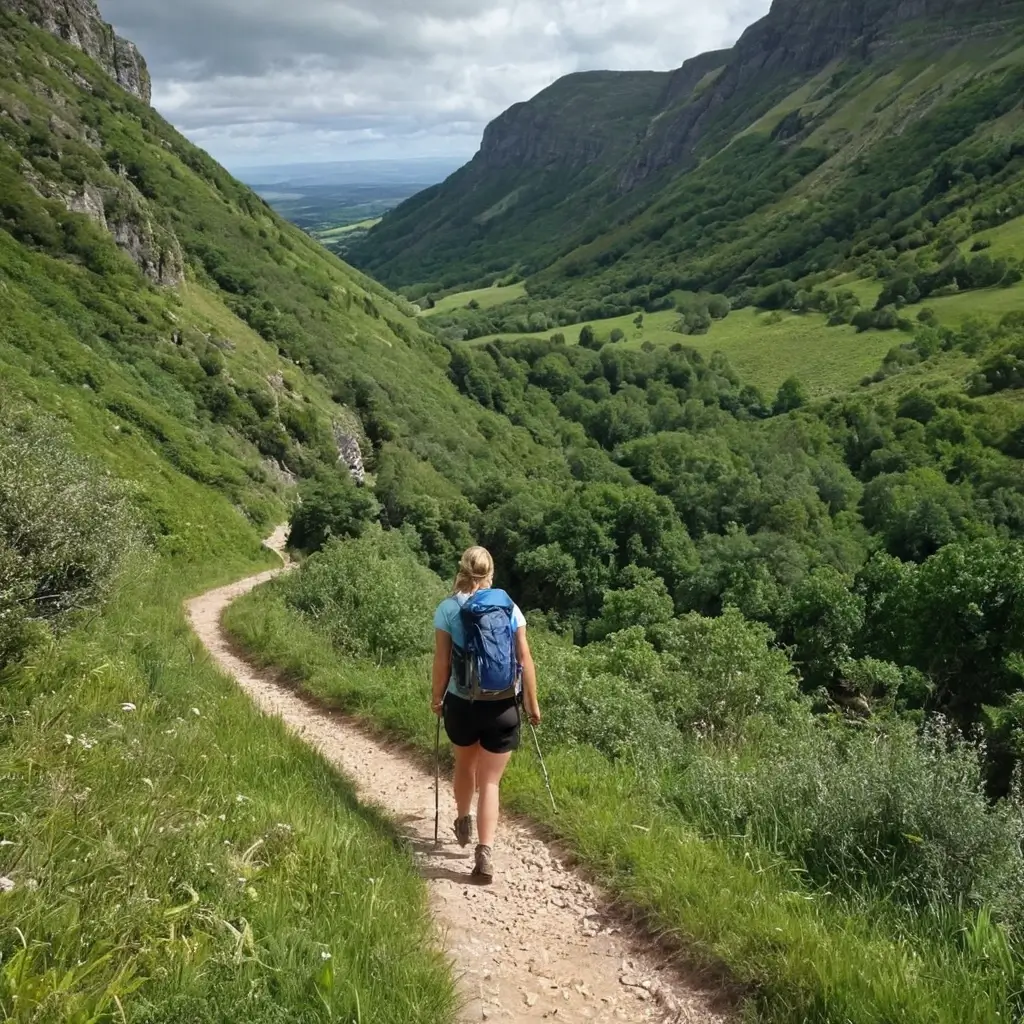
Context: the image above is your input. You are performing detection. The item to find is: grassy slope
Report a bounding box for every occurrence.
[1,554,455,1023]
[468,307,898,398]
[356,15,1024,376]
[224,573,1022,1024]
[425,282,528,316]
[0,11,472,1019]
[351,71,670,289]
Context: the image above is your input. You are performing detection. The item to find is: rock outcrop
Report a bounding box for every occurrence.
[0,0,151,103]
[334,429,366,487]
[477,70,669,173]
[55,180,185,286]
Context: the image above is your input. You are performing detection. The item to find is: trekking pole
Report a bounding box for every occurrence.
[434,715,442,846]
[529,721,557,814]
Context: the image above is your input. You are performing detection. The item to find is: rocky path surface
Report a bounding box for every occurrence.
[185,529,732,1024]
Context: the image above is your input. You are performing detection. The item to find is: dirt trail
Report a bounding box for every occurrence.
[185,528,732,1024]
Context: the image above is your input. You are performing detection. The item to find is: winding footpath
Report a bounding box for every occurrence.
[185,528,732,1024]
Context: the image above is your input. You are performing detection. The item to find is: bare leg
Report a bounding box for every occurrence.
[453,742,480,819]
[475,749,513,847]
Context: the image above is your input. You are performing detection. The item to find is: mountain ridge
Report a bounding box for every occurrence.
[353,0,1024,295]
[622,0,1024,189]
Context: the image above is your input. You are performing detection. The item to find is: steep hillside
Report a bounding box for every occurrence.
[353,0,1024,335]
[0,0,574,567]
[0,0,150,100]
[354,70,670,288]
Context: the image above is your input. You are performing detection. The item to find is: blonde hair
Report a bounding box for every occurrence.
[453,546,494,595]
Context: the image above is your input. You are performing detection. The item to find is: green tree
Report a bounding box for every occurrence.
[774,376,808,414]
[786,567,865,692]
[288,473,381,554]
[707,294,731,319]
[589,567,674,641]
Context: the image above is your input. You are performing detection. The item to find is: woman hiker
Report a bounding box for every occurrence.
[431,545,541,881]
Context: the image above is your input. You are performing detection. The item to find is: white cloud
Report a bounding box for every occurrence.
[98,0,772,166]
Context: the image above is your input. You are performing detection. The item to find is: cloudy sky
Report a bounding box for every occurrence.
[99,0,771,170]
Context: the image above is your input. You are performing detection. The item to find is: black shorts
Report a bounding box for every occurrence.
[443,694,521,754]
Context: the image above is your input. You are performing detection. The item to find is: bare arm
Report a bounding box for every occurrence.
[516,627,541,726]
[432,630,452,716]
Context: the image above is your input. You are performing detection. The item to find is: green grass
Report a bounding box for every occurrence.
[470,307,897,398]
[317,219,382,242]
[423,282,527,316]
[0,555,456,1023]
[224,578,1024,1024]
[964,215,1024,261]
[910,279,1024,325]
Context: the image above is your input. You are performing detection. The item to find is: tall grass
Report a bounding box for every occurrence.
[0,561,456,1023]
[224,534,1024,1024]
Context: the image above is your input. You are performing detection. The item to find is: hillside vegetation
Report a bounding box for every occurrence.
[4,0,1024,1021]
[0,6,483,1018]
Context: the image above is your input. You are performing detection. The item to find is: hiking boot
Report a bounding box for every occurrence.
[471,844,493,882]
[453,815,474,848]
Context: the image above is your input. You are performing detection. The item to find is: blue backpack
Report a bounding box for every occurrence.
[456,589,521,702]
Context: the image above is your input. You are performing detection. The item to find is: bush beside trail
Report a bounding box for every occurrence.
[0,409,141,668]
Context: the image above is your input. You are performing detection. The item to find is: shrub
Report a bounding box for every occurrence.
[283,529,446,662]
[539,628,685,775]
[672,717,1024,923]
[653,607,805,736]
[288,473,381,554]
[0,410,140,668]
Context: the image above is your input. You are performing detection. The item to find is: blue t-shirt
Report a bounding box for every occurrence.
[434,592,526,696]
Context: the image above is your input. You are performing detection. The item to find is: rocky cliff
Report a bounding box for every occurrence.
[477,70,669,172]
[0,0,150,102]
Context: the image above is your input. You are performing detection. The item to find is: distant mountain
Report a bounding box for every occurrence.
[352,0,1024,318]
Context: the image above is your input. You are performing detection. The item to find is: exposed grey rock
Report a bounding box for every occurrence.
[0,0,151,103]
[57,180,185,286]
[109,209,184,286]
[476,70,669,175]
[333,428,366,487]
[66,183,107,229]
[261,459,297,488]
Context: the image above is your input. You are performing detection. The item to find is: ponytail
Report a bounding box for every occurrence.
[453,545,494,595]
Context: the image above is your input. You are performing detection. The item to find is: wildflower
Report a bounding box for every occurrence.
[191,708,201,717]
[218,814,226,822]
[142,778,154,789]
[0,841,14,848]
[235,794,249,803]
[64,734,74,746]
[121,703,137,713]
[320,950,332,961]
[0,877,14,893]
